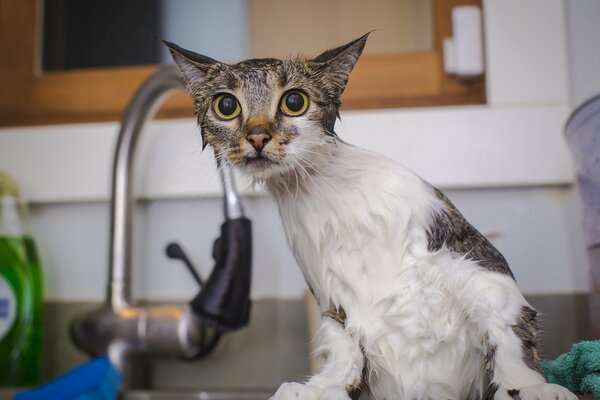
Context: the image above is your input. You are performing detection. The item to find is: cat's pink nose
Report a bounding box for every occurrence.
[246,126,271,152]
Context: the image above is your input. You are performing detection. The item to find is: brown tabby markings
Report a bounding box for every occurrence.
[427,187,544,395]
[200,58,332,167]
[324,302,347,326]
[427,187,515,279]
[511,306,542,372]
[164,35,369,172]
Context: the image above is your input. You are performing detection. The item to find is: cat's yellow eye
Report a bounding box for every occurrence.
[213,94,241,120]
[280,90,309,117]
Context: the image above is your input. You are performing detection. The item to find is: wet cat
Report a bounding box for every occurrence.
[165,34,576,400]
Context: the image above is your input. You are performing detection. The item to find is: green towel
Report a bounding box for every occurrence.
[542,340,600,398]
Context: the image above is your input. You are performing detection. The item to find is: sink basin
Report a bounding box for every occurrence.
[0,299,306,400]
[0,388,272,400]
[124,389,272,400]
[124,391,596,400]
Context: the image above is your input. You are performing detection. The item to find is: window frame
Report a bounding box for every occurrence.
[0,0,485,127]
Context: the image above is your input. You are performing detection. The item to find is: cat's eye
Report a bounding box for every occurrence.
[213,94,241,120]
[280,90,309,117]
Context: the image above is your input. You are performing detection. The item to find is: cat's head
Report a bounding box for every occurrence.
[165,34,369,180]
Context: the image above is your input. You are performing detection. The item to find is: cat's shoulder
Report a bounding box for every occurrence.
[427,186,515,278]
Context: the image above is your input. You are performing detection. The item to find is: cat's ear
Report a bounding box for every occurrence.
[162,40,220,85]
[312,32,371,92]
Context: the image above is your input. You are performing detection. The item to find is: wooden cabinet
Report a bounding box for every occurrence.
[0,0,484,127]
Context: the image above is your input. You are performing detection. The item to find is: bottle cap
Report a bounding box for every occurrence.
[0,172,20,197]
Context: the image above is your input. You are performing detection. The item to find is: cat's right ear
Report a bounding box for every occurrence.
[162,40,219,85]
[312,32,371,94]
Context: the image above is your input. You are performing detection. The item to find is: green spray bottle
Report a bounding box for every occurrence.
[0,172,43,387]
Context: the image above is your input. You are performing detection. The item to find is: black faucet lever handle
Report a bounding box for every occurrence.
[166,242,203,288]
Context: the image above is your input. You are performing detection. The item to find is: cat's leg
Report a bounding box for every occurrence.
[456,270,577,400]
[270,316,364,400]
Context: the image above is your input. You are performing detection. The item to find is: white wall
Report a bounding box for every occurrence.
[0,0,590,301]
[564,0,600,107]
[28,186,588,302]
[484,0,569,106]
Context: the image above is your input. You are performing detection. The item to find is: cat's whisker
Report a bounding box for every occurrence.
[298,147,355,168]
[294,151,330,173]
[284,157,303,204]
[293,146,352,169]
[293,152,338,193]
[289,155,330,201]
[289,155,312,182]
[276,159,293,199]
[292,160,301,204]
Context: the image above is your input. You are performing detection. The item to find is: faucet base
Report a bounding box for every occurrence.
[71,304,209,389]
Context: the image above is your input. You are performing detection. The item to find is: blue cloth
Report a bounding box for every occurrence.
[15,356,121,400]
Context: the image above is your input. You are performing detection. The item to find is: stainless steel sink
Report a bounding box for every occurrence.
[0,300,306,400]
[0,388,272,400]
[124,389,272,400]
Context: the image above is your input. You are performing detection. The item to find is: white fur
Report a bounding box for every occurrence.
[261,141,576,400]
[308,317,364,391]
[270,317,362,400]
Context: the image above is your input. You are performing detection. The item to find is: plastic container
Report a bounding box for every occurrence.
[15,356,120,400]
[564,94,600,338]
[0,172,44,387]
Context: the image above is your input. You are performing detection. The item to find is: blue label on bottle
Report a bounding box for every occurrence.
[0,276,16,340]
[0,298,8,318]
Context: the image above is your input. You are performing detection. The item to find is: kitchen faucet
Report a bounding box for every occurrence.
[71,66,252,389]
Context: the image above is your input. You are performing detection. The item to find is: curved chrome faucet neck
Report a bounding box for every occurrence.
[73,66,251,390]
[107,66,241,310]
[108,67,184,310]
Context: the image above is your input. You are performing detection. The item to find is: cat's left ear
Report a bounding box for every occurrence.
[162,40,220,86]
[312,32,371,93]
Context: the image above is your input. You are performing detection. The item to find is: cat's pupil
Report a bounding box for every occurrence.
[285,93,304,112]
[218,96,237,116]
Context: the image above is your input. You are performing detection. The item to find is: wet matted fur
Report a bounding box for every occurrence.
[165,34,576,400]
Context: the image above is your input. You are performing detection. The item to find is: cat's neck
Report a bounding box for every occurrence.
[264,140,369,201]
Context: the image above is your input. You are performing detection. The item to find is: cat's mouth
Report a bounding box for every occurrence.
[241,153,292,180]
[244,155,278,169]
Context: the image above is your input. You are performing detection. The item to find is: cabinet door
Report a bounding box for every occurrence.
[0,0,484,127]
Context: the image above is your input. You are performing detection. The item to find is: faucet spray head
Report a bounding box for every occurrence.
[189,217,252,331]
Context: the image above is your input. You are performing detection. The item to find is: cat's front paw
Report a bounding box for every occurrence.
[319,386,352,400]
[493,383,577,400]
[270,382,350,400]
[270,382,320,400]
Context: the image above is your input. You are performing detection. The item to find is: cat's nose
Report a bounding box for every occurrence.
[246,126,272,152]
